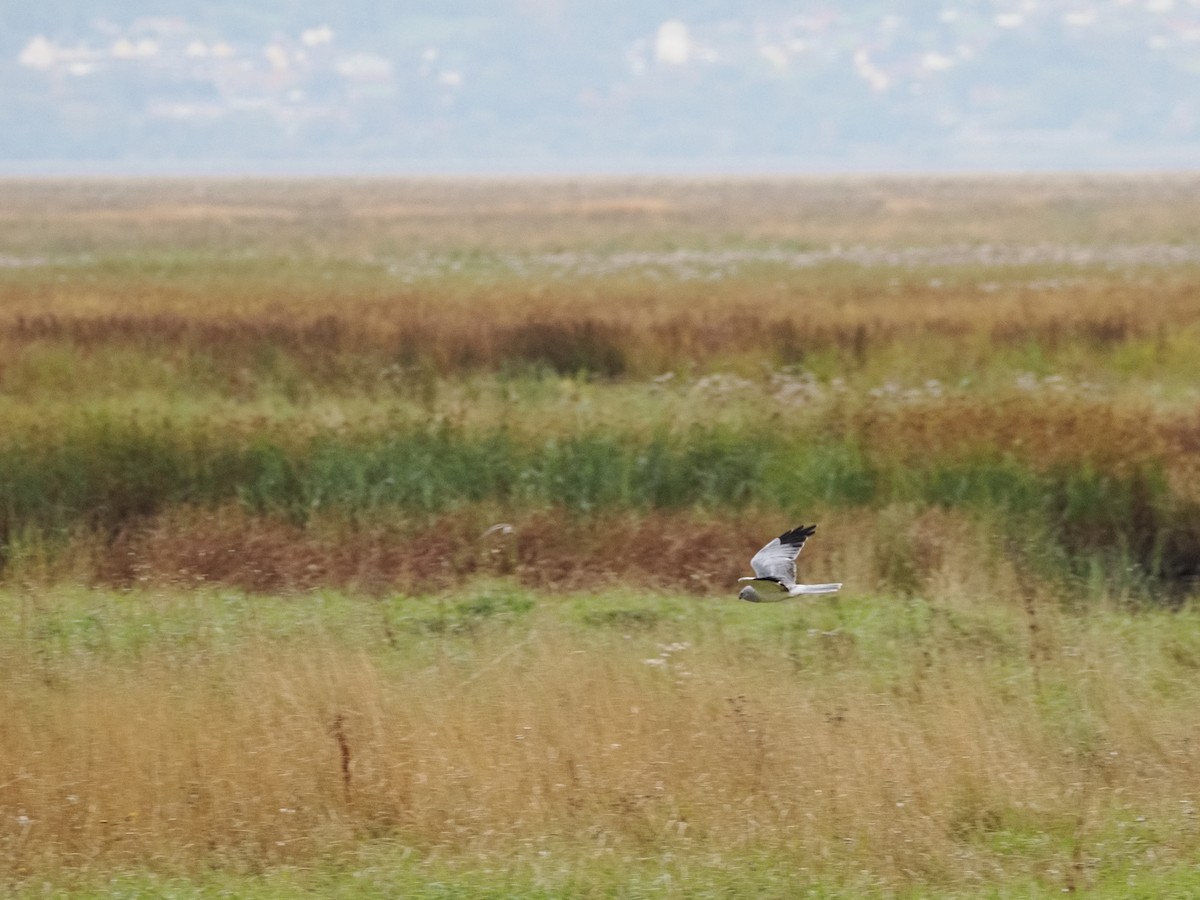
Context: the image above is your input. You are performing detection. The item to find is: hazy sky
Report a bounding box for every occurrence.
[4,1,1200,173]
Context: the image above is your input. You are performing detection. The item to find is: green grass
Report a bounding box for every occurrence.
[1,414,1194,591]
[14,852,1200,898]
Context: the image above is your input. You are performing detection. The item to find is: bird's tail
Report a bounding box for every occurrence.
[788,583,842,595]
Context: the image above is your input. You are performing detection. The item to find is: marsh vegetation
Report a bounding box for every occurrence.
[1,176,1199,897]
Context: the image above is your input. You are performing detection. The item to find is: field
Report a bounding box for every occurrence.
[2,175,1200,897]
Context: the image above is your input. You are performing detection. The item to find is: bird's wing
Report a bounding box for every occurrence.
[749,525,817,585]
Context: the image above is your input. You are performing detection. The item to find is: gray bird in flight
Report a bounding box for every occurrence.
[737,525,842,602]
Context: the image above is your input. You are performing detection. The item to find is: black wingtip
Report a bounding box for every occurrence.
[778,524,816,546]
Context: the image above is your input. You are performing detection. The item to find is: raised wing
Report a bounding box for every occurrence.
[748,524,817,585]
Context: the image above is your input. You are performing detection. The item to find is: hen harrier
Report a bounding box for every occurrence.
[738,524,842,602]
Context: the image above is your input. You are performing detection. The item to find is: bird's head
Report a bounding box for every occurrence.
[738,584,761,602]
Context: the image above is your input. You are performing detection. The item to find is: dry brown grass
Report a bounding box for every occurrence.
[845,395,1200,480]
[65,506,829,595]
[5,568,1200,891]
[2,177,1199,371]
[2,275,1197,384]
[18,490,1187,605]
[1,176,1198,403]
[3,174,1200,254]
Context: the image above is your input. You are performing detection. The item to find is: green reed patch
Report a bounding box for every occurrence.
[0,417,1195,588]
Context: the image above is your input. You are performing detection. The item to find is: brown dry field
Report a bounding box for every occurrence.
[1,177,1198,401]
[4,174,1200,251]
